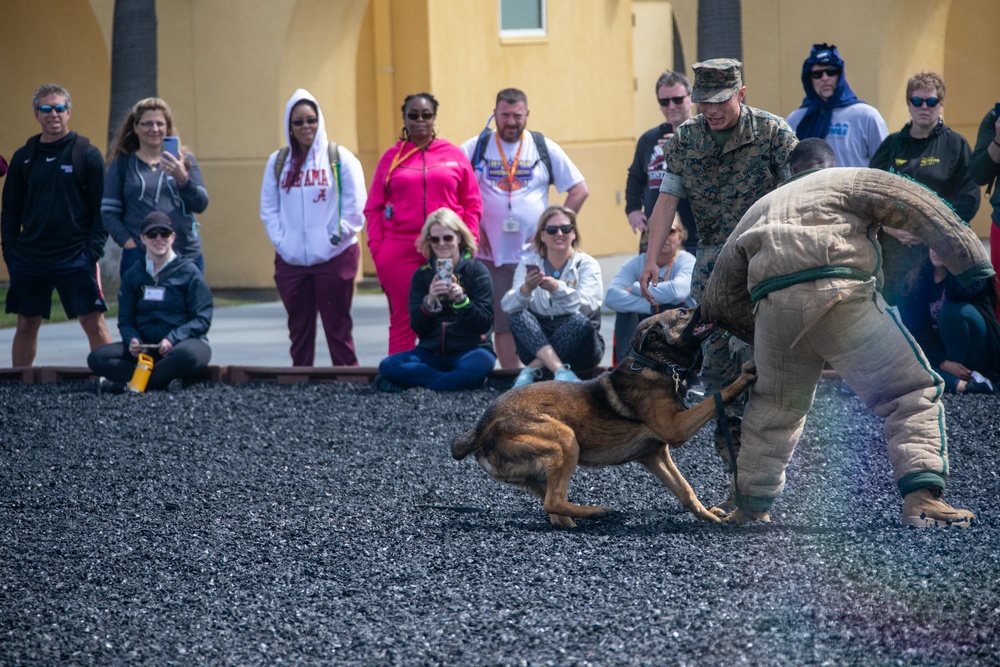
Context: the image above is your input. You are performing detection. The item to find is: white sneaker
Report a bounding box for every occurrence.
[514,367,540,388]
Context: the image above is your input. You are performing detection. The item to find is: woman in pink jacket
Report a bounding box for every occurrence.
[365,93,482,354]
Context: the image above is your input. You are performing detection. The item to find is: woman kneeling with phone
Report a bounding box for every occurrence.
[88,211,212,392]
[375,208,496,392]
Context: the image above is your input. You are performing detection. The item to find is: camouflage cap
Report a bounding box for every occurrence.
[691,58,743,103]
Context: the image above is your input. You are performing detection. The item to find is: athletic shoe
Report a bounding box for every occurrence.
[902,487,975,529]
[964,371,994,394]
[97,377,126,395]
[167,379,185,393]
[554,365,580,382]
[514,367,541,388]
[373,374,405,393]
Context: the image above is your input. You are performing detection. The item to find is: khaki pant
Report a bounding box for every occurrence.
[736,279,948,512]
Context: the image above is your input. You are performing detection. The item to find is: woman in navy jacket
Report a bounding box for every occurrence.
[376,208,495,391]
[88,211,212,391]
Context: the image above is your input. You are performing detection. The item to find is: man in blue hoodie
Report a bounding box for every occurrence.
[786,43,888,168]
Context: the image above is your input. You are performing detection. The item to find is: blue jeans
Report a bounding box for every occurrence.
[378,347,496,391]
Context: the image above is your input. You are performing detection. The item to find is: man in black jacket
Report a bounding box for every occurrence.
[1,83,112,365]
[625,71,698,254]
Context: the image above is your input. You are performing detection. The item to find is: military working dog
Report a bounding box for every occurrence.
[451,307,757,527]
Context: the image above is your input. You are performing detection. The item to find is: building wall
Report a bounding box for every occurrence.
[3,0,1000,287]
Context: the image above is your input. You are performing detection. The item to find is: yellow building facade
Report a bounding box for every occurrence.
[1,0,998,287]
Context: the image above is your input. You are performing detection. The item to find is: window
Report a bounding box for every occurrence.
[500,0,546,38]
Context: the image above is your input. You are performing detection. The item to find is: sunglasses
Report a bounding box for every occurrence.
[809,68,841,80]
[406,111,435,121]
[144,228,174,239]
[910,96,940,108]
[429,234,455,244]
[37,104,68,114]
[544,224,575,235]
[657,96,688,107]
[291,117,318,127]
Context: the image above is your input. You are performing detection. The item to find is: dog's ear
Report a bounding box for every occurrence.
[632,320,662,353]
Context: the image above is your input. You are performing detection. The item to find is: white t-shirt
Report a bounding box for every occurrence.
[786,103,889,168]
[461,131,585,266]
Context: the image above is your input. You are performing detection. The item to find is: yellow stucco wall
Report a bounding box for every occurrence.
[3,0,1000,287]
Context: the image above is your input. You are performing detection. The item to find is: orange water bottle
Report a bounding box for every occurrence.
[128,353,154,393]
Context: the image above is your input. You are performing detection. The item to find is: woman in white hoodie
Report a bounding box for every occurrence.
[260,89,367,366]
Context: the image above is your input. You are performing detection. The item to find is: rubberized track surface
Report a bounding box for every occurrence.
[2,379,998,665]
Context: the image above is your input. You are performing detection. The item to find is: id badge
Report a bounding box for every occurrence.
[502,217,519,233]
[385,204,394,219]
[143,285,166,301]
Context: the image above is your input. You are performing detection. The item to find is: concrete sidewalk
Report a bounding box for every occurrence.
[0,254,632,370]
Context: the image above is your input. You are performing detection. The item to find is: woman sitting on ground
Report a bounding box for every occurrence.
[88,211,212,392]
[375,208,496,391]
[502,205,604,387]
[898,247,1000,393]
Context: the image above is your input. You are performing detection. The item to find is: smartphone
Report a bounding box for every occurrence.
[162,136,180,158]
[525,263,541,274]
[660,122,674,136]
[436,258,453,285]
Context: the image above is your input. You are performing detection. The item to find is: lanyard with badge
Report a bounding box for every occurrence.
[495,132,524,233]
[382,142,423,219]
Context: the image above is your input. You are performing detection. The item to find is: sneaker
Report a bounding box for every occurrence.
[97,377,126,395]
[513,367,541,388]
[554,365,580,382]
[964,371,994,394]
[901,487,976,529]
[167,378,185,393]
[373,374,404,393]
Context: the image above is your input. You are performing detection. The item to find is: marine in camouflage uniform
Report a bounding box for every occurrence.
[640,59,798,472]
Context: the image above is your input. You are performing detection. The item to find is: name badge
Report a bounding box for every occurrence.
[384,204,394,219]
[502,217,520,233]
[143,286,166,301]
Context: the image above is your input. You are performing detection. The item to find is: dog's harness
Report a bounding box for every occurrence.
[627,349,690,396]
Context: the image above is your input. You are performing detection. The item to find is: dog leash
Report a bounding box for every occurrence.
[714,390,740,500]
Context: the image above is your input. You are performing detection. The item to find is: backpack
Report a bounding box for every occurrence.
[22,132,90,190]
[471,129,554,186]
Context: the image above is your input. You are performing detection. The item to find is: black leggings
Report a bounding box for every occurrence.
[88,340,211,389]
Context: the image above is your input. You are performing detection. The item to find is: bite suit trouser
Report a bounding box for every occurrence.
[736,278,949,513]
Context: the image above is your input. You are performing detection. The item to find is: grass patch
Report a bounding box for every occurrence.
[0,287,251,329]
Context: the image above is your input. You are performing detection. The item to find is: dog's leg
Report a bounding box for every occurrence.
[523,479,578,528]
[640,448,722,522]
[651,361,757,445]
[536,423,613,526]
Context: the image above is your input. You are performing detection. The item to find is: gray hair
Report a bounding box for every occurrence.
[654,71,691,95]
[32,83,72,112]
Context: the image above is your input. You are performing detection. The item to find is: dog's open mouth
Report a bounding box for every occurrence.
[693,321,718,338]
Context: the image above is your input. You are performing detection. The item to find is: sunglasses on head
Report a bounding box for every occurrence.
[910,96,940,108]
[429,234,455,244]
[544,224,575,235]
[809,68,841,80]
[657,95,688,107]
[291,117,318,127]
[144,228,173,239]
[37,104,68,114]
[406,111,435,121]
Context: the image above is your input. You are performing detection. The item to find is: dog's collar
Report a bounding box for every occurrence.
[627,349,689,378]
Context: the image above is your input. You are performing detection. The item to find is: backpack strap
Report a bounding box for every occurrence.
[273,146,291,185]
[472,127,555,187]
[328,142,344,241]
[21,132,89,191]
[530,131,554,187]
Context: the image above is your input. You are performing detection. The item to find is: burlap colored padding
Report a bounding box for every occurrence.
[701,167,994,343]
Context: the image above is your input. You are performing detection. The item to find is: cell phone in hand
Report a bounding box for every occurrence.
[436,258,453,285]
[525,263,541,274]
[162,136,180,158]
[660,122,673,136]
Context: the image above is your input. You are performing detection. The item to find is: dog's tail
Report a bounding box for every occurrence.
[450,429,480,460]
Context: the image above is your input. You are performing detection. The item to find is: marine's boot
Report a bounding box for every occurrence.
[901,487,975,529]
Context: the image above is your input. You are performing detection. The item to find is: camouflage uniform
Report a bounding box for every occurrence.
[659,104,797,464]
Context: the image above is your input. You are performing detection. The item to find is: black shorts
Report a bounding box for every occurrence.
[5,251,108,319]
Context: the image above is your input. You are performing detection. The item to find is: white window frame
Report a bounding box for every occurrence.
[499,0,547,38]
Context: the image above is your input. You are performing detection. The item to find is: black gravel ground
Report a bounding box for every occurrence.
[2,378,999,666]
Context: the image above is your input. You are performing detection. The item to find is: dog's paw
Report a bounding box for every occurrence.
[549,514,578,528]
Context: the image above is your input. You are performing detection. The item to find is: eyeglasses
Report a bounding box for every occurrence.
[37,104,68,114]
[809,68,841,80]
[291,117,318,127]
[138,120,166,129]
[406,111,435,121]
[658,96,688,107]
[144,228,173,239]
[544,224,575,235]
[910,96,940,108]
[429,234,456,244]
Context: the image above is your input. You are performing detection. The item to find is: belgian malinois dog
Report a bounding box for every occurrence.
[451,306,756,527]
